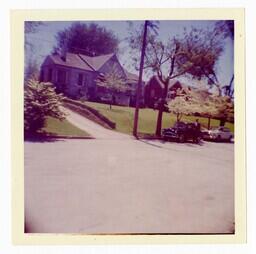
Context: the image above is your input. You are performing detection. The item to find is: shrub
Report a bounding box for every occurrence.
[24,79,65,135]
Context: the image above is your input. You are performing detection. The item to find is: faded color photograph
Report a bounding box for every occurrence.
[24,20,234,234]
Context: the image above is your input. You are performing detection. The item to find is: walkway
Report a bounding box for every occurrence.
[63,107,132,140]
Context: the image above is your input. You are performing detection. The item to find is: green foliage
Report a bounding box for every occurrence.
[214,20,234,41]
[95,67,133,108]
[95,69,129,94]
[127,23,224,88]
[24,59,40,81]
[25,21,43,34]
[127,22,227,135]
[54,22,119,56]
[174,27,225,91]
[168,87,206,121]
[168,86,234,124]
[205,95,234,123]
[24,79,65,135]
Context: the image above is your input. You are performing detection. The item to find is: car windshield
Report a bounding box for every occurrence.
[210,127,230,132]
[174,122,186,128]
[210,127,221,130]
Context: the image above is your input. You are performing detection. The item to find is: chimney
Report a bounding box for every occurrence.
[60,47,67,61]
[60,39,68,61]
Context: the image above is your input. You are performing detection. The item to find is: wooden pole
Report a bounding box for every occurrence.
[207,117,211,130]
[133,20,148,138]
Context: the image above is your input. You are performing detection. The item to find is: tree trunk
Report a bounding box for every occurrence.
[220,118,226,126]
[207,117,211,130]
[109,103,112,110]
[155,108,163,136]
[155,80,169,136]
[228,74,234,97]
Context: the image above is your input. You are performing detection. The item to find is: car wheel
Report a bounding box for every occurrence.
[195,136,201,144]
[178,134,185,143]
[228,136,233,142]
[217,135,221,142]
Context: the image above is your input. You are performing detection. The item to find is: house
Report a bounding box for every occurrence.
[144,75,188,108]
[40,52,144,106]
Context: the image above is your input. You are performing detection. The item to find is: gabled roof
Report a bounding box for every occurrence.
[46,52,140,83]
[147,75,184,89]
[124,69,140,83]
[48,52,115,72]
[78,53,115,71]
[49,53,94,71]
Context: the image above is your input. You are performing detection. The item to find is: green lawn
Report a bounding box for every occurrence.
[83,101,234,135]
[42,116,90,137]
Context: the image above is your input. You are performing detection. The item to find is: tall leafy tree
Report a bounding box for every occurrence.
[54,22,119,56]
[25,21,44,49]
[24,21,44,83]
[24,59,40,81]
[214,20,234,98]
[128,24,225,136]
[207,94,234,126]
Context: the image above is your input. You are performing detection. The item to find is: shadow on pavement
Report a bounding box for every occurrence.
[139,139,204,149]
[25,136,65,143]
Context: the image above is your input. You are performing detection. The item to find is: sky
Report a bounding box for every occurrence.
[25,20,234,87]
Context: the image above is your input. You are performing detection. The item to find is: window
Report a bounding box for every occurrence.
[78,73,83,86]
[57,70,66,84]
[47,68,53,82]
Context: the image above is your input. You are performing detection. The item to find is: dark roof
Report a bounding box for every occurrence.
[147,75,184,89]
[48,52,140,82]
[49,53,94,71]
[78,53,115,71]
[49,52,115,72]
[124,69,140,83]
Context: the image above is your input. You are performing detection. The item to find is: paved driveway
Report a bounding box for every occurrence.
[63,107,131,139]
[25,139,234,234]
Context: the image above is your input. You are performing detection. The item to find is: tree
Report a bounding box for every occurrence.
[168,86,234,129]
[198,92,234,128]
[214,20,234,41]
[209,95,234,126]
[24,79,65,135]
[168,87,206,122]
[24,58,40,81]
[95,68,131,109]
[54,22,119,56]
[25,21,43,49]
[128,24,225,136]
[214,20,234,98]
[24,22,44,83]
[25,21,43,34]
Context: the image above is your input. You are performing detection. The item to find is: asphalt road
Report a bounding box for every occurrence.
[25,138,234,234]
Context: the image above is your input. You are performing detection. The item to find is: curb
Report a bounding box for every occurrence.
[45,135,94,139]
[25,135,94,141]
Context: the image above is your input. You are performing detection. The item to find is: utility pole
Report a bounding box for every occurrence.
[133,20,148,138]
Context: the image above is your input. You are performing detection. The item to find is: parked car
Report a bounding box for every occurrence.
[201,126,233,142]
[162,122,201,143]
